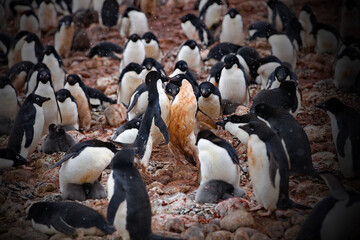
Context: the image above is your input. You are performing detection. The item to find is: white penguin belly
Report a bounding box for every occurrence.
[114,129,138,144]
[113,200,130,240]
[203,4,222,29]
[143,40,161,61]
[0,85,18,120]
[119,74,143,106]
[120,42,145,72]
[129,11,149,37]
[20,16,40,37]
[198,95,221,120]
[269,35,296,69]
[127,91,148,120]
[21,41,37,64]
[334,57,360,90]
[258,62,282,88]
[219,68,248,105]
[224,122,249,145]
[58,99,79,129]
[220,15,243,45]
[181,21,199,42]
[43,55,65,92]
[177,47,201,70]
[55,24,74,57]
[247,135,280,210]
[31,220,60,235]
[107,171,114,200]
[316,29,338,54]
[38,4,57,32]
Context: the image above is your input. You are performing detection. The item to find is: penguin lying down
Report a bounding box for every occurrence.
[27,201,115,236]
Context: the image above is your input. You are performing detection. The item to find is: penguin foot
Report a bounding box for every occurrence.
[87,181,106,199]
[62,183,86,201]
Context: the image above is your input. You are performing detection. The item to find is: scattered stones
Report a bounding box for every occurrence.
[234,227,259,240]
[250,232,270,240]
[205,230,233,240]
[104,104,127,127]
[165,218,185,233]
[264,221,284,239]
[304,125,327,143]
[220,210,255,232]
[284,225,301,240]
[202,223,221,236]
[215,198,246,217]
[181,226,205,240]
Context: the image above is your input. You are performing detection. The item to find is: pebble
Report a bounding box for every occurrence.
[250,232,270,240]
[220,210,255,232]
[215,198,246,218]
[181,226,205,240]
[202,223,221,236]
[284,225,301,240]
[304,125,327,143]
[264,221,284,239]
[164,218,185,233]
[104,104,127,127]
[34,183,57,197]
[205,230,233,240]
[234,227,258,240]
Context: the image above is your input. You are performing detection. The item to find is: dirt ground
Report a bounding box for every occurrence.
[1,0,360,239]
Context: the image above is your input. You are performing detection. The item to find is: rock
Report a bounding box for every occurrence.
[264,221,284,239]
[34,183,57,197]
[152,214,199,232]
[215,198,246,218]
[312,151,336,167]
[104,104,127,127]
[296,180,328,196]
[164,218,185,233]
[205,230,233,240]
[220,210,255,232]
[284,225,301,240]
[181,226,205,240]
[250,232,270,240]
[154,231,181,239]
[234,227,259,240]
[22,231,49,240]
[72,30,90,51]
[49,233,73,240]
[234,105,249,116]
[303,125,326,142]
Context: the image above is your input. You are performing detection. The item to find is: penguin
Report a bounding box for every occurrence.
[7,31,29,68]
[40,124,77,154]
[54,15,74,58]
[86,86,115,109]
[64,74,91,131]
[56,89,79,130]
[176,40,202,72]
[218,54,249,107]
[239,121,306,215]
[21,32,43,64]
[0,76,20,121]
[251,80,300,116]
[142,32,163,61]
[220,8,245,45]
[117,62,144,106]
[236,46,260,82]
[265,64,298,90]
[180,14,213,48]
[92,0,105,14]
[50,139,117,201]
[196,129,246,197]
[19,10,41,38]
[0,4,5,30]
[120,7,149,38]
[168,73,199,167]
[165,82,180,101]
[285,17,303,52]
[248,21,276,41]
[207,61,224,87]
[195,179,237,203]
[139,0,157,15]
[267,0,295,32]
[0,148,27,170]
[6,61,34,92]
[251,55,282,87]
[199,0,225,30]
[266,28,297,70]
[131,71,170,167]
[107,148,177,240]
[167,0,189,10]
[38,0,57,33]
[100,0,120,28]
[169,60,198,85]
[119,34,146,72]
[340,0,360,42]
[254,103,317,175]
[316,98,360,179]
[25,62,49,96]
[334,45,360,91]
[197,81,222,125]
[0,32,13,66]
[297,172,360,240]
[87,41,123,61]
[311,23,341,54]
[141,57,166,78]
[54,0,72,15]
[204,42,241,65]
[298,5,317,50]
[7,93,50,158]
[72,0,92,13]
[126,83,148,120]
[41,45,66,92]
[110,118,142,144]
[27,201,116,236]
[9,0,32,17]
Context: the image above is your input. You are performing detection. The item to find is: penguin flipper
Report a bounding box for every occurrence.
[320,172,348,201]
[49,152,75,169]
[336,128,347,157]
[154,113,169,144]
[127,91,141,113]
[107,182,126,225]
[24,122,35,148]
[51,216,76,235]
[108,52,122,61]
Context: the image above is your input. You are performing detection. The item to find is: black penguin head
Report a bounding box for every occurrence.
[48,123,57,134]
[274,65,291,83]
[27,93,51,106]
[145,71,161,89]
[174,60,188,72]
[56,89,72,102]
[129,33,140,43]
[196,129,217,145]
[265,26,278,39]
[237,46,260,66]
[301,5,313,14]
[112,147,136,169]
[23,9,35,17]
[66,74,81,86]
[24,32,40,43]
[142,58,156,71]
[126,118,142,129]
[0,148,27,167]
[0,76,11,88]
[37,69,51,84]
[180,13,197,23]
[58,15,73,29]
[199,82,215,98]
[165,82,180,97]
[42,45,63,66]
[224,54,240,69]
[216,114,252,128]
[122,62,143,75]
[142,32,158,44]
[316,97,344,114]
[227,8,239,18]
[254,104,275,120]
[123,6,140,18]
[184,40,198,50]
[239,121,273,138]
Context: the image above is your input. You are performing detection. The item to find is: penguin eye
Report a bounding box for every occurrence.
[136,122,140,126]
[176,87,179,92]
[16,156,19,159]
[250,127,255,132]
[36,97,39,101]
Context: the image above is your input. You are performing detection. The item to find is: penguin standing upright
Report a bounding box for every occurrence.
[176,40,203,72]
[180,14,213,48]
[41,45,66,92]
[56,89,79,130]
[267,0,295,32]
[311,23,341,54]
[236,46,260,82]
[220,8,245,45]
[119,34,146,72]
[199,0,225,31]
[141,58,166,78]
[100,0,120,28]
[334,46,360,91]
[142,32,163,61]
[120,7,149,38]
[0,148,27,170]
[40,124,77,154]
[21,33,43,64]
[7,61,34,92]
[126,83,148,120]
[298,5,317,50]
[7,93,50,158]
[316,98,360,179]
[117,62,144,106]
[0,76,19,121]
[19,10,41,38]
[55,15,74,58]
[7,31,29,68]
[25,62,49,96]
[50,139,117,201]
[38,0,57,33]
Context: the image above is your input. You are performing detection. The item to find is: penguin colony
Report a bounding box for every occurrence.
[0,0,359,239]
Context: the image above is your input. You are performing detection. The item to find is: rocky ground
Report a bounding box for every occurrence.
[1,0,360,239]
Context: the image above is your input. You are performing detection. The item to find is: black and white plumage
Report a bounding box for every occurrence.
[6,60,34,92]
[50,139,117,201]
[142,32,162,61]
[38,0,57,32]
[180,14,213,48]
[198,81,222,121]
[334,46,360,91]
[176,40,203,71]
[265,65,298,90]
[19,10,40,37]
[100,0,120,28]
[54,0,72,15]
[119,33,146,72]
[56,89,79,130]
[142,58,166,77]
[55,15,74,58]
[169,60,198,85]
[204,42,242,65]
[299,5,317,50]
[86,86,115,108]
[285,17,304,51]
[248,21,276,41]
[0,148,27,170]
[316,98,360,179]
[220,8,245,45]
[267,0,295,32]
[251,55,282,87]
[41,45,66,92]
[87,41,123,61]
[207,61,224,86]
[25,62,49,96]
[311,23,341,54]
[21,32,43,64]
[27,201,116,236]
[0,32,13,66]
[7,93,50,158]
[0,76,20,121]
[117,62,144,106]
[199,0,225,30]
[120,7,149,38]
[127,83,148,120]
[40,124,77,154]
[111,118,141,145]
[7,31,29,68]
[236,46,260,82]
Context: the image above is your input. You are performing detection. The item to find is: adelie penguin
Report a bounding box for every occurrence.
[7,93,50,159]
[40,124,77,154]
[120,7,149,38]
[285,17,304,52]
[27,201,116,236]
[0,148,27,170]
[64,74,92,131]
[0,76,20,122]
[126,83,148,120]
[199,0,225,31]
[204,42,241,65]
[141,57,167,79]
[117,62,144,106]
[19,10,40,38]
[196,130,246,200]
[86,86,115,109]
[220,8,245,45]
[41,45,66,92]
[142,32,163,61]
[111,118,142,145]
[107,148,177,240]
[239,121,307,215]
[265,64,298,90]
[248,21,276,41]
[50,139,117,201]
[55,15,74,58]
[316,98,360,179]
[311,22,341,54]
[207,61,224,86]
[25,62,49,96]
[56,89,79,130]
[267,0,295,32]
[119,34,146,72]
[176,40,203,72]
[100,0,120,28]
[236,46,260,82]
[180,14,213,48]
[299,5,317,50]
[21,32,43,64]
[297,172,360,240]
[38,0,57,33]
[87,42,123,61]
[6,60,34,91]
[7,31,29,68]
[251,55,282,88]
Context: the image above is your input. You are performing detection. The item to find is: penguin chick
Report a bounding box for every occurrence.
[204,42,241,65]
[64,74,92,131]
[87,42,123,61]
[120,7,149,38]
[56,89,79,130]
[127,83,148,120]
[7,93,50,158]
[40,124,77,154]
[142,32,163,61]
[180,14,213,48]
[220,8,245,45]
[111,118,142,145]
[0,76,20,121]
[316,98,360,179]
[50,139,117,201]
[117,62,144,106]
[176,40,203,72]
[0,148,27,169]
[6,61,34,92]
[28,201,116,236]
[196,129,246,197]
[86,86,115,109]
[55,15,74,58]
[195,180,236,203]
[119,33,146,72]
